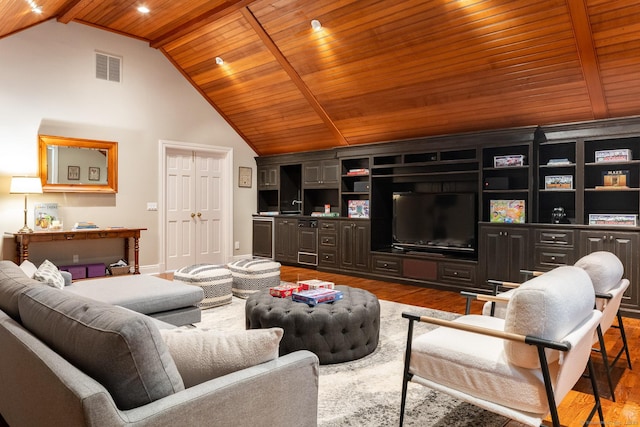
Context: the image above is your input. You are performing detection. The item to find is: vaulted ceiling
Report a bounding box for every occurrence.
[2,0,640,156]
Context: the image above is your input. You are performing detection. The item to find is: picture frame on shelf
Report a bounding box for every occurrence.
[599,170,629,188]
[489,200,525,223]
[544,175,573,190]
[493,155,525,168]
[347,200,369,218]
[588,214,637,226]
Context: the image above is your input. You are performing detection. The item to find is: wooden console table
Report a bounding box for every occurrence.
[13,228,147,274]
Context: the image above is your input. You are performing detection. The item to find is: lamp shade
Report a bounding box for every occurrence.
[10,177,43,194]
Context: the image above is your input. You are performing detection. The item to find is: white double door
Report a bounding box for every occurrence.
[165,148,225,270]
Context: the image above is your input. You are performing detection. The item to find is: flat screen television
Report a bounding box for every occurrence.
[392,192,477,254]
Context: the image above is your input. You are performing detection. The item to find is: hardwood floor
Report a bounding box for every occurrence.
[278,265,640,427]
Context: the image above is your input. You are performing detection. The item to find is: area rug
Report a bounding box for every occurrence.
[190,297,510,427]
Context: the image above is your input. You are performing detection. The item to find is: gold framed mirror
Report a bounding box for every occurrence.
[38,135,118,193]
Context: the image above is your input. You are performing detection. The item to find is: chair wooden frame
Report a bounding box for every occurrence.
[400,312,604,427]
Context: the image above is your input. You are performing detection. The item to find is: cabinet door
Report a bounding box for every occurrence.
[339,221,370,271]
[303,160,339,188]
[252,220,273,259]
[258,166,278,189]
[274,219,298,262]
[580,230,640,310]
[480,225,530,283]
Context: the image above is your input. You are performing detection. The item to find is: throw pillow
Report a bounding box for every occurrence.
[160,327,283,388]
[33,259,65,289]
[19,260,38,279]
[18,287,185,410]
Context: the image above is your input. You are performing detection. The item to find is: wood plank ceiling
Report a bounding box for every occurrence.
[2,0,640,156]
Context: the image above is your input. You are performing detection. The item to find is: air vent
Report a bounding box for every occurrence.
[95,52,121,82]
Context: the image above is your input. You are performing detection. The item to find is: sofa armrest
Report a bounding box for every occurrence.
[85,350,320,427]
[60,270,73,286]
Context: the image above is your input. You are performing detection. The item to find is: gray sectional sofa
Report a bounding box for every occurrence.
[0,260,319,427]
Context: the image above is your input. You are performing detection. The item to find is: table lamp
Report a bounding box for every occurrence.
[10,176,43,233]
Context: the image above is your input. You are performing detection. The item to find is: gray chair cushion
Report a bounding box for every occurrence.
[0,260,44,321]
[18,286,185,410]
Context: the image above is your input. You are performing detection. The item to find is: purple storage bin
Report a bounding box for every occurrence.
[59,265,87,280]
[86,263,106,278]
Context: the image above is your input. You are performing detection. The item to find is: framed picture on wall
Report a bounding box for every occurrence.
[88,166,100,181]
[238,166,252,188]
[68,165,80,180]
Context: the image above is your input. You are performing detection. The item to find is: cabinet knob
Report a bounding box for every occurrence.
[551,256,556,261]
[453,271,458,276]
[551,236,556,240]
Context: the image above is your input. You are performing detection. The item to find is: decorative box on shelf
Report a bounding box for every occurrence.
[544,175,573,190]
[597,170,630,189]
[493,155,525,168]
[595,149,631,163]
[490,200,525,224]
[588,214,637,226]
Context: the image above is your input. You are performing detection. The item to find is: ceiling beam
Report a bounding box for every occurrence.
[241,7,348,147]
[150,0,253,49]
[566,0,608,119]
[56,0,88,24]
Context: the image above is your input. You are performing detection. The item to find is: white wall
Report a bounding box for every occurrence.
[0,20,257,271]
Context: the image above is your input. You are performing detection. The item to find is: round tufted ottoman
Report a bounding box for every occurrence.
[245,285,380,364]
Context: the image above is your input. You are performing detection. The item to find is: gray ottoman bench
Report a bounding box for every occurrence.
[245,285,380,364]
[173,264,233,309]
[64,274,204,326]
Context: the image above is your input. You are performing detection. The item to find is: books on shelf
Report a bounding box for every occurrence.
[72,221,99,230]
[547,158,571,165]
[310,212,339,217]
[346,168,369,176]
[588,214,637,226]
[595,149,631,163]
[292,289,344,306]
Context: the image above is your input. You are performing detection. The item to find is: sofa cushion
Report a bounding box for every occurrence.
[33,259,65,289]
[160,327,283,388]
[574,251,624,294]
[18,286,185,410]
[64,274,203,315]
[503,266,595,369]
[0,260,44,321]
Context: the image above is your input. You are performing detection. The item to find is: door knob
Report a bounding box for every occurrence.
[191,213,196,218]
[197,212,202,217]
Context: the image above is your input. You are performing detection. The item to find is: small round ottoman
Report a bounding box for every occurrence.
[173,264,232,309]
[245,285,380,364]
[227,258,281,299]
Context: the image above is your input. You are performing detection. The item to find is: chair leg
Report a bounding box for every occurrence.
[595,325,617,402]
[584,357,605,427]
[537,346,561,427]
[617,312,633,370]
[399,317,415,427]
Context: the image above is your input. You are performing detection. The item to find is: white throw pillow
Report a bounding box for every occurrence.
[19,260,38,279]
[33,260,65,289]
[160,327,283,388]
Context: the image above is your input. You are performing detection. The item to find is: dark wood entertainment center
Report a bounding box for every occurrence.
[253,116,640,318]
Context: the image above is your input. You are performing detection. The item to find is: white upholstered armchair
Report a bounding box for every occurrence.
[400,266,604,427]
[474,251,632,401]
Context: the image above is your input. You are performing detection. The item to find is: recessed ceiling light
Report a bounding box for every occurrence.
[311,19,322,31]
[215,57,224,65]
[137,6,150,14]
[26,0,42,13]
